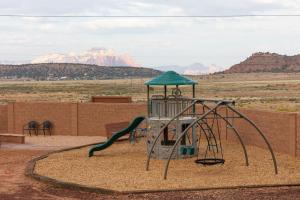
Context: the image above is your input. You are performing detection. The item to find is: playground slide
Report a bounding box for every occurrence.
[88,116,145,157]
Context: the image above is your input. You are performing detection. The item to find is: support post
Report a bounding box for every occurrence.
[147,85,150,117]
[163,85,168,142]
[164,85,167,117]
[227,105,278,174]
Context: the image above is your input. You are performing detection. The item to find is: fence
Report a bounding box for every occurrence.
[0,102,299,157]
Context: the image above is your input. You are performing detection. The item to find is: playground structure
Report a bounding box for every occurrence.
[145,71,199,160]
[144,71,277,179]
[88,71,278,180]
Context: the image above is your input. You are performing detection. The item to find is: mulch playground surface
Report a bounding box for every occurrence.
[35,140,300,192]
[1,148,300,199]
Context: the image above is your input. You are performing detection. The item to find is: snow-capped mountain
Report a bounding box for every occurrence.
[183,63,221,75]
[158,63,221,75]
[31,48,139,67]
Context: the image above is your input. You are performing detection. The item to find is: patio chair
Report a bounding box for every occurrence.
[40,120,53,136]
[23,121,39,136]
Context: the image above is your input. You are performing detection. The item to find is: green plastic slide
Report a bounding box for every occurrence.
[88,116,145,157]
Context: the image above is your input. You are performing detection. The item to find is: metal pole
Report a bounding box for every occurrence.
[227,104,278,174]
[163,102,222,179]
[147,85,150,117]
[191,84,196,146]
[163,85,168,143]
[192,84,196,114]
[164,85,167,117]
[192,84,195,98]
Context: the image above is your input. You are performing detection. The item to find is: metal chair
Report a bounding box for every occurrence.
[40,120,53,136]
[23,121,39,136]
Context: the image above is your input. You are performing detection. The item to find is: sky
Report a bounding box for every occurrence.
[1,0,300,72]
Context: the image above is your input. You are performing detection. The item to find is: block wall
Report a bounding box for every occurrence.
[77,103,146,136]
[11,102,74,135]
[225,108,297,156]
[1,102,299,157]
[0,105,8,133]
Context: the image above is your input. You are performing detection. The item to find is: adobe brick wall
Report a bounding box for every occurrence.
[10,102,74,136]
[297,115,300,157]
[0,105,8,133]
[77,103,146,136]
[2,101,300,157]
[6,102,146,137]
[225,108,297,156]
[91,96,132,103]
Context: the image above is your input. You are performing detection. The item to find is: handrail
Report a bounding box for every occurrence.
[191,98,235,104]
[145,99,202,171]
[150,98,193,118]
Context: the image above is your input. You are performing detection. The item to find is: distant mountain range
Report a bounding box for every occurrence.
[31,48,139,67]
[160,63,221,75]
[223,52,300,73]
[0,48,159,80]
[1,49,298,80]
[0,63,161,80]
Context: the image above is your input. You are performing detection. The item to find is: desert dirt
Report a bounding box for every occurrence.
[35,139,300,192]
[2,72,300,112]
[0,139,300,199]
[2,73,300,199]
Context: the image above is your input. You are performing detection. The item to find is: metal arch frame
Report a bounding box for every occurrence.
[145,99,202,171]
[145,97,277,179]
[226,104,278,174]
[163,102,277,179]
[163,102,222,179]
[200,103,249,166]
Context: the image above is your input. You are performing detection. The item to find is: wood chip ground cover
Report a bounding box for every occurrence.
[34,140,300,192]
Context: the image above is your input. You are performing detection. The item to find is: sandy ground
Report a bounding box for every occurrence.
[1,135,106,150]
[1,136,300,199]
[35,139,300,192]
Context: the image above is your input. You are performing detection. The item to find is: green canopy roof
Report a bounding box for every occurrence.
[145,71,197,86]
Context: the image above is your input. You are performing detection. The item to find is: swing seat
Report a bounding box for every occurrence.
[195,158,225,165]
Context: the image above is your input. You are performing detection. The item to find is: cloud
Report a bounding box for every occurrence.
[82,19,162,30]
[0,34,32,45]
[1,0,300,69]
